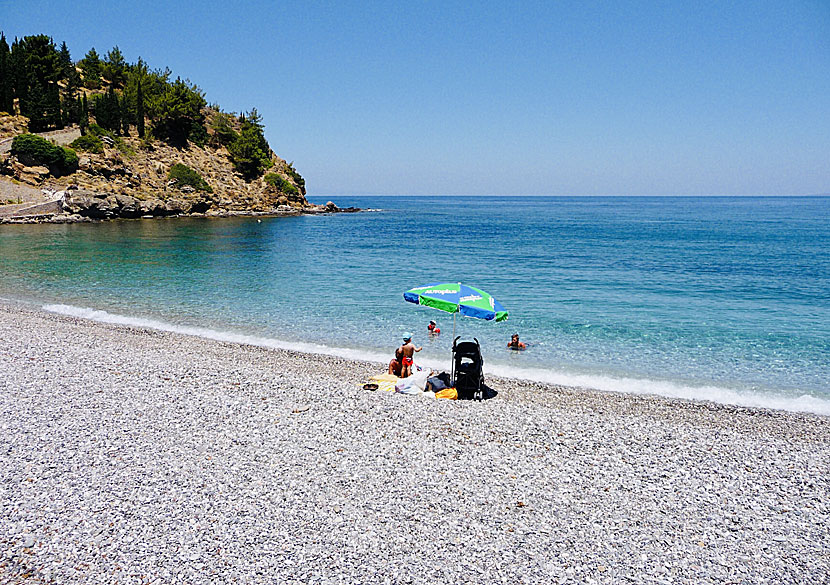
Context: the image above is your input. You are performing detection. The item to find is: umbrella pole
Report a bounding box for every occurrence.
[452,312,456,341]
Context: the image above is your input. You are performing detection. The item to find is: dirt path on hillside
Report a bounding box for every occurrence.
[0,126,81,154]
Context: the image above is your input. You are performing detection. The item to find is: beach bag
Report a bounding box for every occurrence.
[435,388,458,400]
[395,368,430,394]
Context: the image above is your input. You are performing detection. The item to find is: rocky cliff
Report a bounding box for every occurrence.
[0,112,355,222]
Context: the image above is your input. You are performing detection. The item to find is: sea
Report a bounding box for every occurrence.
[1,195,828,415]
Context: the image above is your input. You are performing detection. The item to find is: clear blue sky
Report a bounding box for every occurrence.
[3,0,828,195]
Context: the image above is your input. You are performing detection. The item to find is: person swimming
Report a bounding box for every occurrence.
[427,320,441,335]
[507,333,527,350]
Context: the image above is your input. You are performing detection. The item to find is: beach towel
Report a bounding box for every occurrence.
[370,373,399,382]
[368,373,399,392]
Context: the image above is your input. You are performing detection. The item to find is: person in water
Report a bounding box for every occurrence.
[507,333,527,350]
[400,333,422,378]
[388,346,403,376]
[427,320,441,336]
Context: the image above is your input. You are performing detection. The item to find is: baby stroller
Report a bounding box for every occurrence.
[452,337,484,400]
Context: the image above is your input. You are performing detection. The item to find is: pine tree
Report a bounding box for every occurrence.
[10,39,28,117]
[150,77,206,147]
[136,73,145,137]
[47,81,63,129]
[121,94,130,135]
[112,87,122,133]
[80,47,101,89]
[80,94,89,134]
[15,35,62,131]
[93,87,121,132]
[0,33,13,114]
[61,89,82,126]
[103,46,127,88]
[228,108,272,180]
[58,41,72,80]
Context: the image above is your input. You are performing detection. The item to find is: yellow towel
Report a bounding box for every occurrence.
[375,380,397,392]
[369,373,399,382]
[365,372,398,392]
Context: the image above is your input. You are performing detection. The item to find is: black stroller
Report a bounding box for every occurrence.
[451,337,484,400]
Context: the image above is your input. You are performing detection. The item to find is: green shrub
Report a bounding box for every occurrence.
[87,123,111,138]
[264,173,299,195]
[86,124,133,156]
[114,137,134,156]
[10,133,77,175]
[168,163,212,192]
[60,147,78,172]
[285,163,305,192]
[69,134,104,154]
[11,134,58,164]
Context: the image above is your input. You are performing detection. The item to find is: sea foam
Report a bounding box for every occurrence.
[44,303,830,417]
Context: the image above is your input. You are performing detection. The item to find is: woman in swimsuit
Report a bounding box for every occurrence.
[388,346,404,376]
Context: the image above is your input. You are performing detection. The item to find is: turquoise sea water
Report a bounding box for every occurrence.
[1,196,828,414]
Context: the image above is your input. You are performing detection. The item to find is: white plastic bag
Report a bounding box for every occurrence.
[395,367,431,395]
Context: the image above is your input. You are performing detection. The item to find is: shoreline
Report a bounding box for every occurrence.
[0,201,364,224]
[1,300,829,583]
[30,299,830,421]
[27,298,830,418]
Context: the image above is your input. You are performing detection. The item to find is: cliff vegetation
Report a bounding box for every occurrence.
[0,33,321,219]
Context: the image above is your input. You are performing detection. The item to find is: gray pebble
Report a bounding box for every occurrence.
[0,301,828,584]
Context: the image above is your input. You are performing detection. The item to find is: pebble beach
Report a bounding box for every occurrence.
[1,301,828,584]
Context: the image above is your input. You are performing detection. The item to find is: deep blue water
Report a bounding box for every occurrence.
[1,196,828,413]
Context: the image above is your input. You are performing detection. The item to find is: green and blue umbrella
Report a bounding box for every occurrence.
[404,282,508,339]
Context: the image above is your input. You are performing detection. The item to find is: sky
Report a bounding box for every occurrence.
[2,0,829,196]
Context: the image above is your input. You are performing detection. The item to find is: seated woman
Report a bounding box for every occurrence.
[507,333,527,350]
[388,346,404,376]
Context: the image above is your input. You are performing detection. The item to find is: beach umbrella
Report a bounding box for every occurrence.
[403,282,508,340]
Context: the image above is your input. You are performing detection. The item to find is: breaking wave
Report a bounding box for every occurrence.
[44,303,830,416]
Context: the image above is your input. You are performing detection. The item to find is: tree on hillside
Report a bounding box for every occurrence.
[120,93,131,135]
[56,41,81,126]
[57,40,82,94]
[143,66,171,101]
[209,111,238,147]
[61,92,80,126]
[79,94,89,134]
[79,47,102,89]
[149,77,206,147]
[15,35,62,131]
[0,33,13,113]
[123,57,149,138]
[58,41,72,80]
[228,107,273,180]
[103,46,127,88]
[135,72,145,137]
[93,86,121,133]
[9,40,26,115]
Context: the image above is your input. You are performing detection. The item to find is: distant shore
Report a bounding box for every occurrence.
[0,205,363,224]
[0,183,362,224]
[1,300,828,583]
